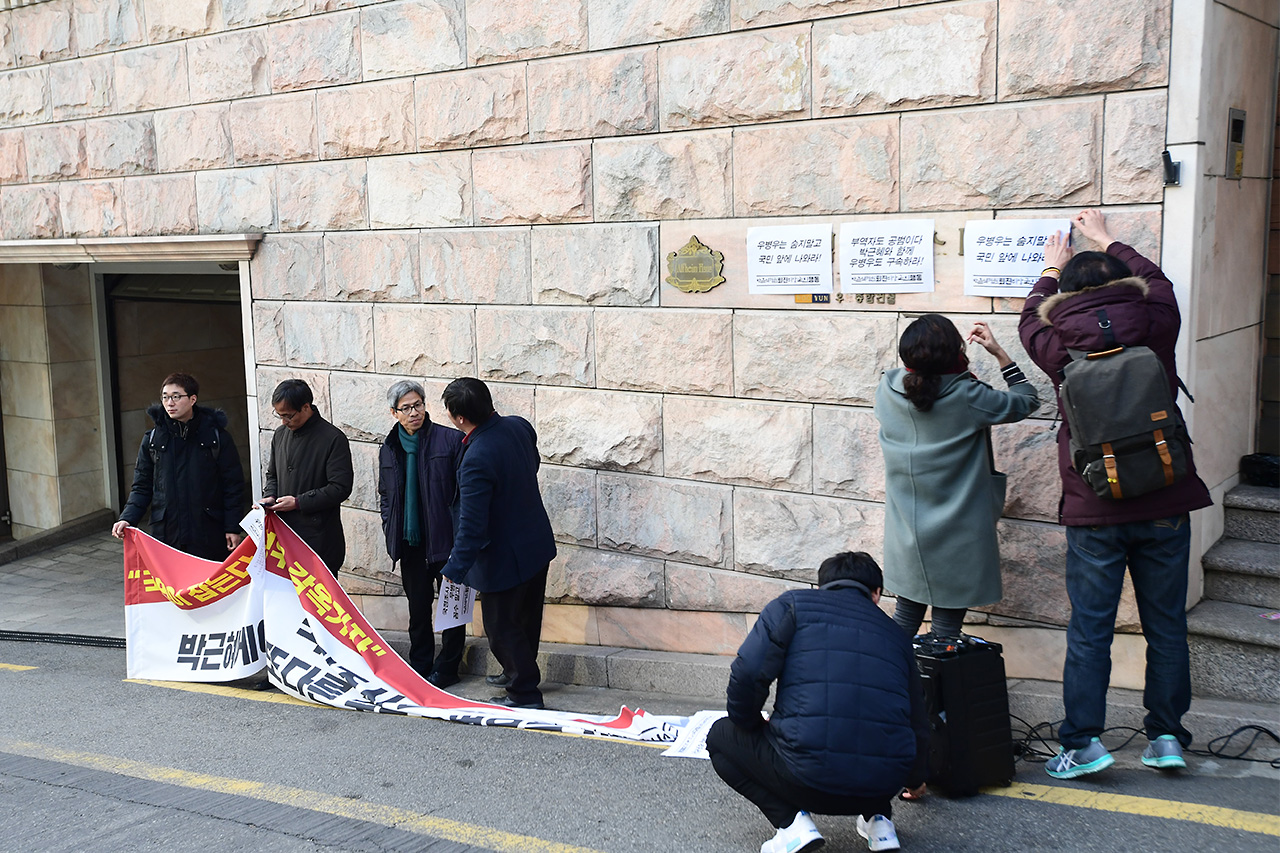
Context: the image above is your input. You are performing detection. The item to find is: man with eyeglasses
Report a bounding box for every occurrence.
[377,380,466,686]
[262,379,353,572]
[112,373,245,561]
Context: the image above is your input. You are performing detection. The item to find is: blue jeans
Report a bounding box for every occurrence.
[1061,515,1193,749]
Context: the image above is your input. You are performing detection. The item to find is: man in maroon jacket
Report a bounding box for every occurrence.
[1019,210,1212,779]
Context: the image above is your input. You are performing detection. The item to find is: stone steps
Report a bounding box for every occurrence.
[1201,538,1280,608]
[1222,485,1280,544]
[1188,485,1280,704]
[1187,599,1280,704]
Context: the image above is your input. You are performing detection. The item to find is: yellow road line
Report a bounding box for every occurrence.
[0,662,36,671]
[125,678,671,749]
[1,738,605,853]
[983,782,1280,837]
[126,678,318,707]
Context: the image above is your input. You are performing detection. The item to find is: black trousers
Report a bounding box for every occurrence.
[399,543,466,680]
[480,566,548,705]
[706,717,893,828]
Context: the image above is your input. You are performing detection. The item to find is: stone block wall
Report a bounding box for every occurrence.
[0,263,105,537]
[0,0,1179,650]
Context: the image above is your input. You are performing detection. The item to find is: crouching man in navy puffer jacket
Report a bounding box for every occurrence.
[706,551,929,853]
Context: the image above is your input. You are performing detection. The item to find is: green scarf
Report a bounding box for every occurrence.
[399,424,422,547]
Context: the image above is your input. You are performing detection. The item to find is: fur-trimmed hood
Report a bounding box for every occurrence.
[146,403,229,431]
[1036,276,1149,325]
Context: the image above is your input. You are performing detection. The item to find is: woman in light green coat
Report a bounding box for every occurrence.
[875,315,1040,639]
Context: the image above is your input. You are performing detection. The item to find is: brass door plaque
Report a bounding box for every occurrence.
[665,235,725,293]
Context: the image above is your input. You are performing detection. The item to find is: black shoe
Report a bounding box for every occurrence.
[488,694,544,710]
[426,672,461,689]
[485,672,512,687]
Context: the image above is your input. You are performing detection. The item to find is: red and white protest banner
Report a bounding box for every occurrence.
[125,508,717,751]
[124,527,265,682]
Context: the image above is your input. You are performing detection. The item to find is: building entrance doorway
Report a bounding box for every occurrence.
[104,271,252,528]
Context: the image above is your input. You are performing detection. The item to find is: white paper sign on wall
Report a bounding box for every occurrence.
[746,224,833,295]
[838,219,935,294]
[963,218,1071,298]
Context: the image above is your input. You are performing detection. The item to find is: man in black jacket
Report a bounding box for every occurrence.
[112,373,245,561]
[378,380,466,687]
[440,378,556,710]
[262,379,353,572]
[707,552,928,853]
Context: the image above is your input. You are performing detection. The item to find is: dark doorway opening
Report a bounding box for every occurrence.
[105,273,252,527]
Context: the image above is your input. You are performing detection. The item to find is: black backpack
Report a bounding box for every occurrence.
[1058,309,1191,500]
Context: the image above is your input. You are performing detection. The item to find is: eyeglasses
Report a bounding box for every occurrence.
[394,401,426,414]
[161,394,190,403]
[275,410,299,422]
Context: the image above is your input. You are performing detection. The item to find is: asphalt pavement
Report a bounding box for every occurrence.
[0,532,1277,852]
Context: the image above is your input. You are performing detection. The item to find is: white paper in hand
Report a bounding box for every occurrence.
[434,577,476,631]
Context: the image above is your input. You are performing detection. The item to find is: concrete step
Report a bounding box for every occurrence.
[382,631,734,699]
[1201,537,1280,608]
[1187,599,1280,704]
[1223,485,1280,544]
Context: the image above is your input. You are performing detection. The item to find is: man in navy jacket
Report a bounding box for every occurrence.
[440,378,557,709]
[707,552,928,853]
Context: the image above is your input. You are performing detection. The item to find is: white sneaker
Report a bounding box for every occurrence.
[856,814,900,851]
[760,811,825,853]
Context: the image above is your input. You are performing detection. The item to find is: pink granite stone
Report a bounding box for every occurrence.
[145,0,224,42]
[998,0,1171,99]
[85,115,156,177]
[467,0,586,64]
[813,2,996,116]
[318,79,415,158]
[732,0,891,29]
[60,179,127,237]
[268,10,361,91]
[593,131,732,220]
[660,26,810,130]
[527,48,657,142]
[277,160,368,231]
[361,0,465,78]
[586,0,727,50]
[195,167,277,233]
[249,233,326,300]
[1103,91,1167,205]
[25,122,86,182]
[49,55,114,120]
[0,128,27,183]
[734,116,898,215]
[122,173,198,236]
[472,143,592,224]
[154,104,234,172]
[366,151,472,228]
[187,29,271,103]
[416,65,528,150]
[230,92,318,165]
[223,0,309,26]
[73,0,146,55]
[0,67,50,126]
[113,44,189,112]
[1,184,62,238]
[324,230,420,301]
[901,100,1101,210]
[10,0,75,64]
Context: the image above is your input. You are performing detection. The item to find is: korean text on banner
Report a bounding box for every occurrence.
[963,219,1071,298]
[838,219,935,294]
[746,224,834,295]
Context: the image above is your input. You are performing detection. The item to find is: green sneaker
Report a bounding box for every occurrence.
[1046,737,1115,779]
[1141,735,1187,769]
